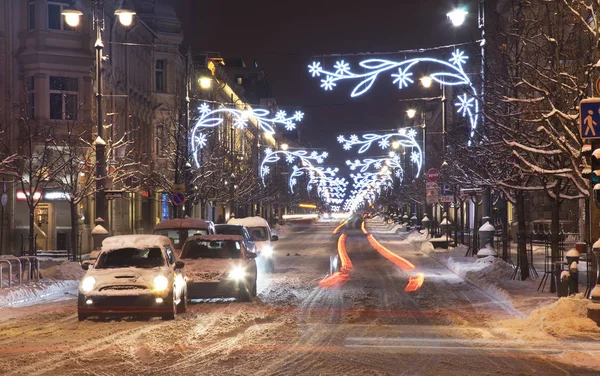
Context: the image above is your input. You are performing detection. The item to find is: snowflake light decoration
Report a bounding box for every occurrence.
[260,149,329,193]
[337,130,423,177]
[191,103,304,168]
[308,49,479,137]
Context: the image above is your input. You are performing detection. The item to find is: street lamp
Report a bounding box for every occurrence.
[420,76,433,88]
[406,108,417,119]
[198,76,212,90]
[280,143,289,151]
[447,8,468,27]
[63,2,136,247]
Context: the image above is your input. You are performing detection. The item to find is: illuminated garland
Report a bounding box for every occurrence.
[191,103,304,168]
[344,171,393,212]
[309,49,479,137]
[338,129,422,177]
[346,155,403,181]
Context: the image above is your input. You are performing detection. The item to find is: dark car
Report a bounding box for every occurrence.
[180,235,258,302]
[153,218,216,255]
[214,224,257,254]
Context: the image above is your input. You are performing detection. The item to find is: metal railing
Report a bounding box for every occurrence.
[0,255,40,289]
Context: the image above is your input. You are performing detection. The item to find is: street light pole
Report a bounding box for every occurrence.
[94,2,107,229]
[63,1,136,247]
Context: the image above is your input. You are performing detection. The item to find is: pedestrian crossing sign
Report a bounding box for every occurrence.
[580,98,600,139]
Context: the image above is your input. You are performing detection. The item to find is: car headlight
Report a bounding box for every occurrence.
[153,275,169,292]
[261,245,273,257]
[229,266,246,281]
[80,276,96,293]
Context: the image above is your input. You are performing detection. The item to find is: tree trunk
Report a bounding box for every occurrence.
[28,208,35,256]
[70,202,79,261]
[516,191,530,281]
[550,180,561,293]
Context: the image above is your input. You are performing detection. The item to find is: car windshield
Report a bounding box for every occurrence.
[181,240,242,259]
[247,227,268,241]
[154,228,208,247]
[216,227,243,236]
[95,247,165,269]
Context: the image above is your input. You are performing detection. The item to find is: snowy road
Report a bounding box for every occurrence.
[0,222,598,375]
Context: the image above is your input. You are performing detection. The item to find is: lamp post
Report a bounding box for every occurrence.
[63,1,136,248]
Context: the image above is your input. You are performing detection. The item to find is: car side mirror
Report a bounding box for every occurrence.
[271,235,279,242]
[246,252,257,259]
[175,261,185,269]
[81,261,92,271]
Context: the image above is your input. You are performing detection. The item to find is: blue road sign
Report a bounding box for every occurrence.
[171,191,186,206]
[440,184,453,195]
[580,98,600,139]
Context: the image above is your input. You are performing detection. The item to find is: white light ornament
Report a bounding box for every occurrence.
[260,149,328,192]
[346,156,404,181]
[309,49,479,136]
[338,129,422,177]
[192,103,304,168]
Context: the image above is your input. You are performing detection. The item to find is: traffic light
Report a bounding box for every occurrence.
[580,143,600,183]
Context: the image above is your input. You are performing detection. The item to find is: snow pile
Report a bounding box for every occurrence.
[272,223,292,240]
[0,279,78,308]
[41,261,86,280]
[496,294,600,340]
[423,242,516,310]
[407,230,429,245]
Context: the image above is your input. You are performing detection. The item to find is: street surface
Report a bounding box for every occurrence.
[0,222,598,375]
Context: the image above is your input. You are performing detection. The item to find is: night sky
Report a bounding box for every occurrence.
[174,0,480,167]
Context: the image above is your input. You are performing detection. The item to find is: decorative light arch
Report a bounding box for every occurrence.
[337,129,422,177]
[309,49,479,137]
[191,102,304,168]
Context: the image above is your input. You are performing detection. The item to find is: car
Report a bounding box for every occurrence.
[180,235,257,302]
[214,224,257,254]
[227,216,278,273]
[153,218,216,255]
[77,235,187,321]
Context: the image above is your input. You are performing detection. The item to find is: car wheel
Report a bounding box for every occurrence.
[238,283,251,302]
[77,312,87,322]
[265,258,274,273]
[177,288,188,314]
[251,278,257,298]
[162,292,176,320]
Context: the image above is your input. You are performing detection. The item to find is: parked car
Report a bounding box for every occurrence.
[227,216,278,272]
[77,235,187,321]
[180,235,257,302]
[215,224,257,254]
[153,218,216,255]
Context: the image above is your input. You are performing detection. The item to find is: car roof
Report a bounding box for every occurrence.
[215,224,244,230]
[154,218,212,230]
[101,234,171,252]
[185,234,244,242]
[227,216,269,227]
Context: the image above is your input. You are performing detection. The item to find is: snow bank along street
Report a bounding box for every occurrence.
[0,221,599,375]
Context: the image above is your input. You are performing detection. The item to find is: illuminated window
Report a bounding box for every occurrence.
[155,60,165,92]
[48,1,76,31]
[49,76,78,120]
[236,76,243,85]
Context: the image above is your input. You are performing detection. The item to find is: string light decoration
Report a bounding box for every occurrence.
[191,102,304,168]
[309,49,479,137]
[337,129,422,177]
[344,171,393,212]
[346,155,404,181]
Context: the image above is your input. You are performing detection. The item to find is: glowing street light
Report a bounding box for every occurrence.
[198,76,212,90]
[447,8,468,27]
[280,143,289,151]
[114,8,136,27]
[406,108,417,119]
[62,8,83,27]
[420,76,433,88]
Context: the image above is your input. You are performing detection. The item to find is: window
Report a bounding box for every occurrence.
[48,1,76,31]
[49,76,78,120]
[156,125,166,157]
[28,1,35,30]
[165,246,175,265]
[27,76,35,120]
[155,60,165,92]
[236,76,243,85]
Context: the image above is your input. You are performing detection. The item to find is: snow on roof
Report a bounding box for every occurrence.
[101,234,171,251]
[228,216,269,228]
